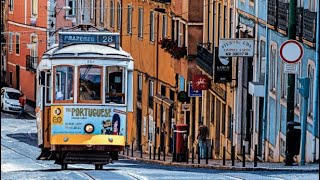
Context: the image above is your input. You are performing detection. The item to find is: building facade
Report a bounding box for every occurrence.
[236,0,319,162]
[4,0,49,106]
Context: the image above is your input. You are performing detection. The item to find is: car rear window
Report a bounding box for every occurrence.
[5,92,20,100]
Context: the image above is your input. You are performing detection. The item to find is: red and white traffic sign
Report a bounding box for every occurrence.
[280,40,303,64]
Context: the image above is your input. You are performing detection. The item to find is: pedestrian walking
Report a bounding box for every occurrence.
[16,93,26,119]
[197,123,208,158]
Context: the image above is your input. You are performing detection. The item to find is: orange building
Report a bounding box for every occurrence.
[4,0,48,106]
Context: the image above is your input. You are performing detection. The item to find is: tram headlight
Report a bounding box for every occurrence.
[84,124,94,133]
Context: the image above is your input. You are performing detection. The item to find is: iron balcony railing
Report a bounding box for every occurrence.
[26,55,37,72]
[196,43,213,76]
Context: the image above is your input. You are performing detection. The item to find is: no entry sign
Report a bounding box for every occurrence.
[280,40,303,63]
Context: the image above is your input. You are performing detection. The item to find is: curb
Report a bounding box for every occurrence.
[119,154,319,172]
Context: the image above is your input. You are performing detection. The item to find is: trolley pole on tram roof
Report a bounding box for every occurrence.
[285,0,297,166]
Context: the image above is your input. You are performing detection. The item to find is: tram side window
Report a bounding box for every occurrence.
[46,73,52,103]
[106,66,125,104]
[78,65,102,102]
[54,66,74,102]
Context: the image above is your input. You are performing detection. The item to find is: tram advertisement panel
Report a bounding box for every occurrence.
[51,106,126,136]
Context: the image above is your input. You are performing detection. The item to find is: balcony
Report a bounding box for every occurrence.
[26,55,37,72]
[296,7,303,39]
[303,9,317,43]
[277,2,289,33]
[267,0,277,27]
[196,43,213,76]
[160,38,187,60]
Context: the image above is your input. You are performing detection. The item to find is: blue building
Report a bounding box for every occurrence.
[234,0,318,162]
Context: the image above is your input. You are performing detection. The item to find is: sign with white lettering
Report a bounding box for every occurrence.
[219,38,254,57]
[283,63,297,74]
[58,32,120,49]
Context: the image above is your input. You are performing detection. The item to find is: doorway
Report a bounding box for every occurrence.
[136,108,142,150]
[16,65,20,90]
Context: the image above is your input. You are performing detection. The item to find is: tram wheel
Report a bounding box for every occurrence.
[95,164,103,170]
[61,163,68,170]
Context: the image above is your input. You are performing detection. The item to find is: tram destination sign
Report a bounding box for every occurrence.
[219,38,254,57]
[59,32,120,49]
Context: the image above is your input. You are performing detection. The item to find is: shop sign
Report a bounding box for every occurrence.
[192,75,209,90]
[219,38,254,57]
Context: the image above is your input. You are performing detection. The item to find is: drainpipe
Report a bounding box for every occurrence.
[262,0,270,162]
[312,1,320,163]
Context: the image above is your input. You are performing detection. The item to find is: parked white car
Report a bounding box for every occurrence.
[1,87,22,113]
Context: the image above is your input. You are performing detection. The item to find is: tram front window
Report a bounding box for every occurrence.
[78,65,102,102]
[54,66,74,102]
[106,66,125,104]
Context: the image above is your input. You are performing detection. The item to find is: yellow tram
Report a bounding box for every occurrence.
[36,26,134,170]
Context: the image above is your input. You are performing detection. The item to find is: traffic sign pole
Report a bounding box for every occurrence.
[285,0,297,166]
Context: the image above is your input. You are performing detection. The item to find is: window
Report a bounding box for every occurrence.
[295,63,302,107]
[31,0,38,16]
[138,8,144,38]
[9,0,14,11]
[138,74,142,101]
[176,21,180,45]
[227,106,232,139]
[308,64,314,116]
[162,15,167,38]
[229,8,233,39]
[161,84,166,96]
[106,66,125,104]
[308,0,317,12]
[30,35,38,68]
[46,73,52,103]
[270,44,277,92]
[100,0,104,23]
[259,40,266,83]
[127,5,132,34]
[180,23,186,47]
[210,93,215,124]
[150,11,155,42]
[148,80,154,108]
[9,72,13,85]
[9,32,13,52]
[15,33,20,55]
[224,6,227,38]
[54,66,74,102]
[79,65,102,102]
[90,0,94,19]
[215,99,221,126]
[117,2,121,30]
[110,0,115,27]
[222,103,226,135]
[67,0,76,16]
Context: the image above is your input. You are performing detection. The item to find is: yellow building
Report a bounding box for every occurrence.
[90,0,205,156]
[194,0,236,159]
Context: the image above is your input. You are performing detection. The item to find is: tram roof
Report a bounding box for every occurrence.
[43,43,133,60]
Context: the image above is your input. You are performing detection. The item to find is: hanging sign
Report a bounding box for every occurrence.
[219,38,254,57]
[192,75,209,90]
